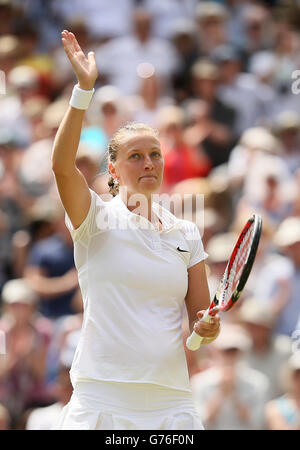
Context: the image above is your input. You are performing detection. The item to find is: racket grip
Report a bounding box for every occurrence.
[186,310,212,351]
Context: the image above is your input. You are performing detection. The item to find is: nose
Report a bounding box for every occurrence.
[144,154,154,169]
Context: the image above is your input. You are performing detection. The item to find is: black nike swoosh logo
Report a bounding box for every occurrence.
[177,246,189,252]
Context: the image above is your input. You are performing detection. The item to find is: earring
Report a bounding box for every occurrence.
[114,178,119,186]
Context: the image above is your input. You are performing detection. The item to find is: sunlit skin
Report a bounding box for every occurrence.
[109,133,164,222]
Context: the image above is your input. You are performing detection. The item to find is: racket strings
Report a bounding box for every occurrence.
[220,223,254,306]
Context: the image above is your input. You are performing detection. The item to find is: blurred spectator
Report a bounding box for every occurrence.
[141,0,197,40]
[195,2,229,57]
[227,126,289,212]
[0,34,20,76]
[187,59,237,167]
[10,194,64,279]
[0,0,18,36]
[24,205,78,320]
[86,85,129,141]
[0,279,53,427]
[52,0,134,42]
[14,22,54,91]
[157,105,211,191]
[75,143,102,189]
[51,19,93,93]
[170,19,199,103]
[265,353,300,429]
[212,44,270,135]
[25,362,73,430]
[191,324,270,430]
[239,4,274,67]
[0,403,10,430]
[272,111,300,175]
[95,8,179,95]
[127,72,174,127]
[263,217,300,337]
[238,297,291,400]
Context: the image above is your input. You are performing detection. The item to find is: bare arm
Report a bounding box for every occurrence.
[24,266,78,299]
[52,30,98,230]
[185,261,220,344]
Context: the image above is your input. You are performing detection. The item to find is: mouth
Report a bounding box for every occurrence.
[139,175,157,181]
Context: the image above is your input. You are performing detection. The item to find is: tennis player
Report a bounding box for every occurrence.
[52,30,220,430]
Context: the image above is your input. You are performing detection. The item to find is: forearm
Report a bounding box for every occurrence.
[52,105,85,175]
[205,391,224,426]
[25,269,78,299]
[232,394,250,424]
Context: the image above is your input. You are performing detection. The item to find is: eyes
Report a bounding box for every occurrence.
[129,151,162,160]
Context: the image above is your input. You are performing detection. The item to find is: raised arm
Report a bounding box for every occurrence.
[52,30,98,230]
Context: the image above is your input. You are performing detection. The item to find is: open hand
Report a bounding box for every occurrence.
[61,30,98,90]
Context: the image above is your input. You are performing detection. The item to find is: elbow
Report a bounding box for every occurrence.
[52,161,74,177]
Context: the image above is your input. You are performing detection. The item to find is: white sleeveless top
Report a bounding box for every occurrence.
[65,190,208,391]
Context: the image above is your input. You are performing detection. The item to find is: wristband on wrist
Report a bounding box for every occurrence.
[69,84,95,110]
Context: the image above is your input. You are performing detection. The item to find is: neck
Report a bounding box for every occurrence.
[120,189,153,221]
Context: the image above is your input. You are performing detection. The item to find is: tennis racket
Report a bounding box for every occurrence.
[186,214,262,351]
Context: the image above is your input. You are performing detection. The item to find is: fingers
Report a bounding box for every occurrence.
[194,312,220,338]
[61,30,76,59]
[69,32,82,53]
[61,30,82,58]
[88,51,96,64]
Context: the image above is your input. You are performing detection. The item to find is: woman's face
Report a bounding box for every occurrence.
[110,132,164,198]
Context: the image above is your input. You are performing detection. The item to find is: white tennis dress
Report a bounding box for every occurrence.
[53,190,208,430]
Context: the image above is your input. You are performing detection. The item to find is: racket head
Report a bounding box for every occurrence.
[210,214,262,314]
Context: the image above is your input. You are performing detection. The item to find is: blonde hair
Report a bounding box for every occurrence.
[107,122,159,196]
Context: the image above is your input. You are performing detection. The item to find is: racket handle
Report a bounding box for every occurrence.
[186,309,212,351]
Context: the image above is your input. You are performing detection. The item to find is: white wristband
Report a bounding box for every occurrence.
[69,84,95,110]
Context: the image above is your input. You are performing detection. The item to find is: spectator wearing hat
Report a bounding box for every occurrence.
[187,59,237,167]
[191,323,270,430]
[250,217,300,339]
[86,85,129,142]
[238,297,291,400]
[265,353,300,429]
[0,279,53,428]
[195,1,229,57]
[272,111,300,175]
[170,19,199,103]
[227,126,291,216]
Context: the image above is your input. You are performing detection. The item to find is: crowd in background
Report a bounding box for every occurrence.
[0,0,299,430]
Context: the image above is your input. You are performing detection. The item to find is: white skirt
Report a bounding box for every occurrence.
[53,380,204,430]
